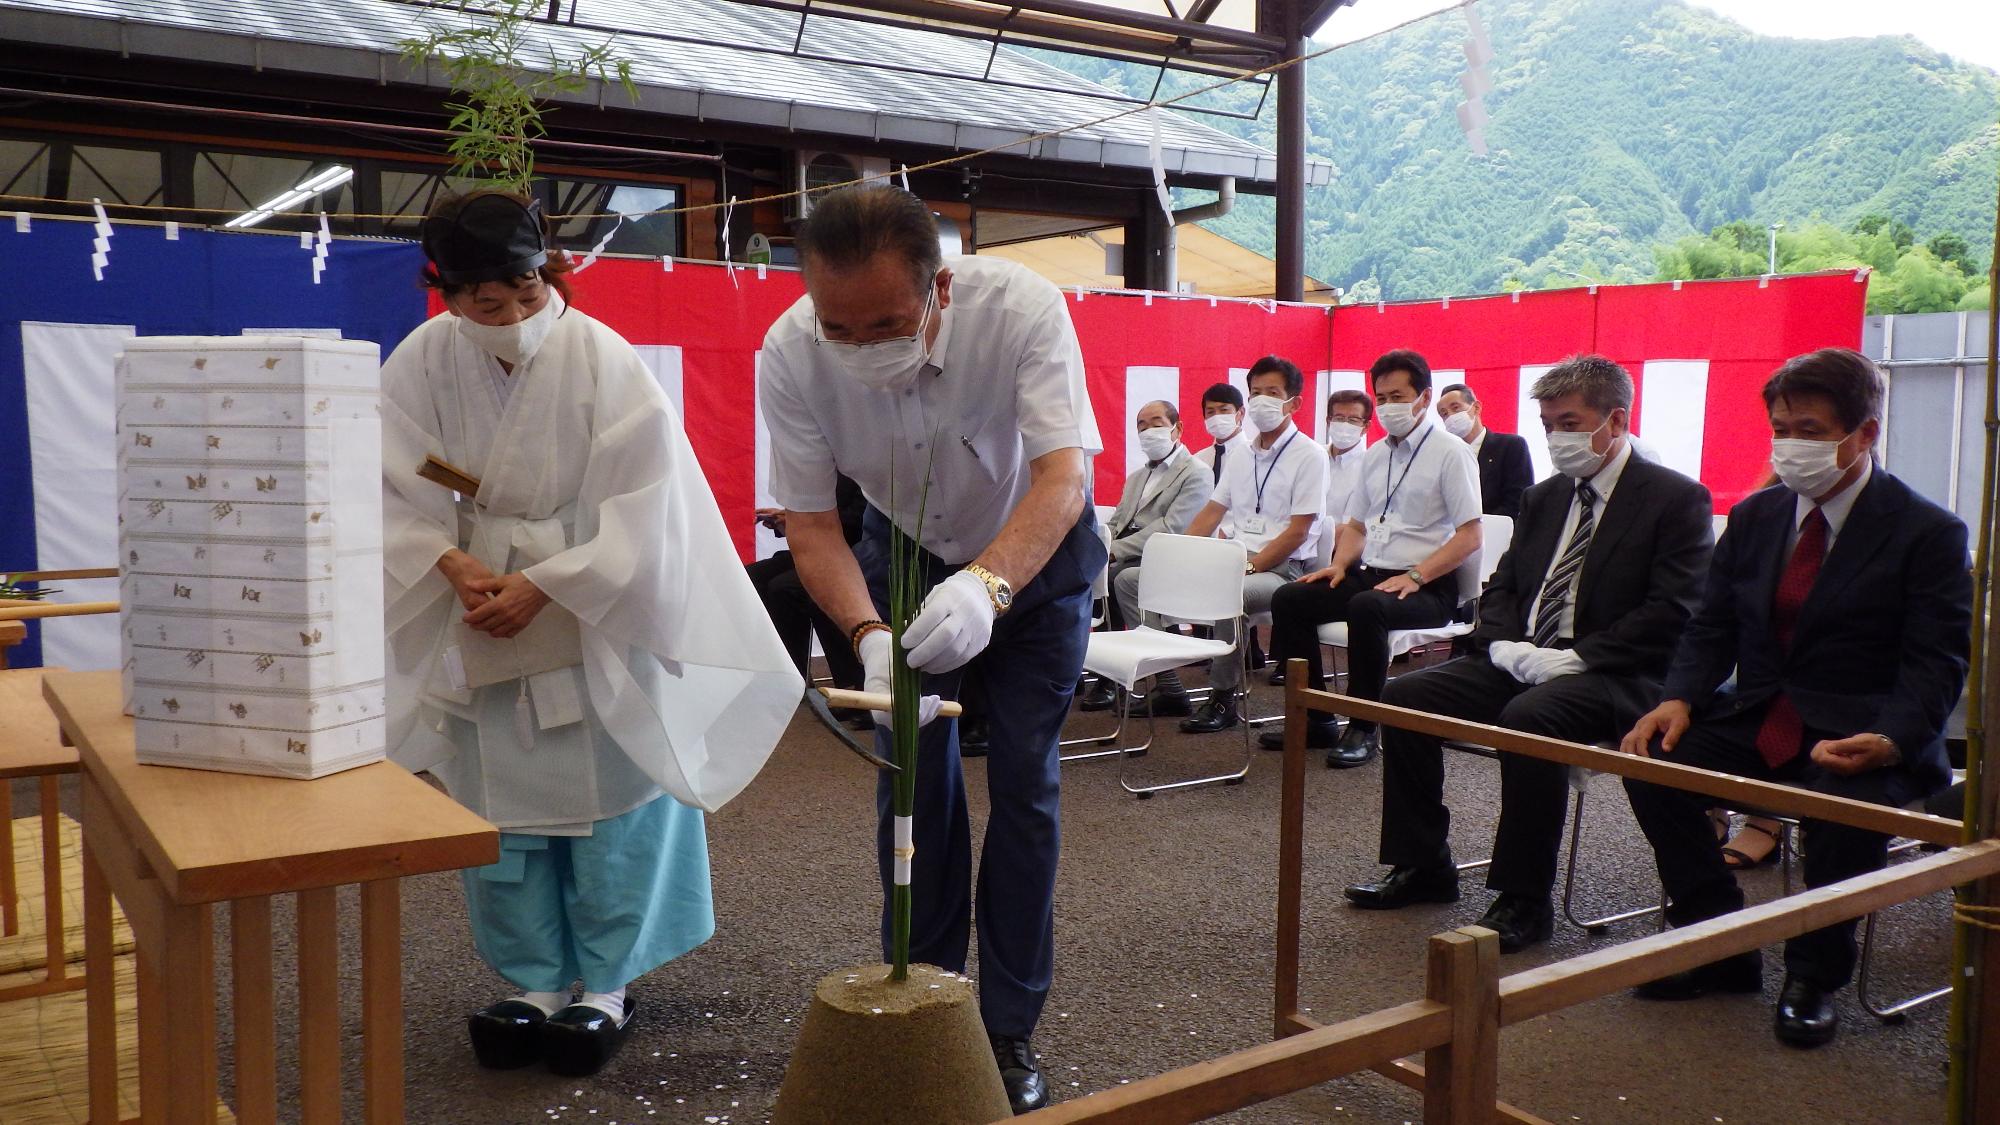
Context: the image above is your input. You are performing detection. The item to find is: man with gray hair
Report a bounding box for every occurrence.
[1343,355,1714,955]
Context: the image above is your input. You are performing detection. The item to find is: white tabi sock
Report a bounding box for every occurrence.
[511,990,570,1017]
[579,987,629,1025]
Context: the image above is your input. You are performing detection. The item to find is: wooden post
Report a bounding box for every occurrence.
[1,779,15,936]
[39,774,64,981]
[1423,927,1501,1125]
[82,841,118,1122]
[297,886,343,1124]
[361,879,405,1124]
[1274,658,1311,1037]
[232,897,277,1125]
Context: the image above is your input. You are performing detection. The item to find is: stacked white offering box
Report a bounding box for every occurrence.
[117,336,385,778]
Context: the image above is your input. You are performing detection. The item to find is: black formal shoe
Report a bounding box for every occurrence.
[1774,976,1840,1048]
[960,717,990,758]
[834,707,875,732]
[1344,865,1460,910]
[541,998,637,1077]
[1633,950,1763,1001]
[990,1034,1048,1114]
[1475,893,1554,954]
[1128,689,1193,718]
[468,999,548,1070]
[1325,724,1378,769]
[1179,699,1239,733]
[1258,719,1340,751]
[1267,666,1288,686]
[1077,681,1121,712]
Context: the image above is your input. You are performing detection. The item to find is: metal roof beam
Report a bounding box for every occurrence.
[721,0,1284,60]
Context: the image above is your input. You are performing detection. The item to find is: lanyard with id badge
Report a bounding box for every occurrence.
[1238,430,1300,537]
[1369,428,1433,548]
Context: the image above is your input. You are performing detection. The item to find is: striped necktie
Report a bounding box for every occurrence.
[1532,480,1598,649]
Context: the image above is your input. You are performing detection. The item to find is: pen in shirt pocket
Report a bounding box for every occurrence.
[959,434,983,462]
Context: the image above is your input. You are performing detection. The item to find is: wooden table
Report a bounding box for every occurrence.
[42,670,498,1125]
[0,620,25,669]
[0,667,81,1003]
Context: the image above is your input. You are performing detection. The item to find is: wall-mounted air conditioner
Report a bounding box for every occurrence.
[791,151,892,219]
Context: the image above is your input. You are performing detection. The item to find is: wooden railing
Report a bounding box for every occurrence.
[1020,660,2000,1124]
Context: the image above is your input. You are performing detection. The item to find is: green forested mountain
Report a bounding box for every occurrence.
[1036,0,1999,303]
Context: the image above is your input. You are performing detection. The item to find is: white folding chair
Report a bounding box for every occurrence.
[1316,513,1513,666]
[1074,534,1251,796]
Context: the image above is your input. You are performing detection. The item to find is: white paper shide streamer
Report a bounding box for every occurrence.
[893,815,914,885]
[1147,106,1174,222]
[90,199,112,281]
[311,211,332,284]
[574,211,645,273]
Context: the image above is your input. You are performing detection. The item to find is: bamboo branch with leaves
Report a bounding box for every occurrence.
[885,439,942,982]
[398,0,635,191]
[0,575,57,601]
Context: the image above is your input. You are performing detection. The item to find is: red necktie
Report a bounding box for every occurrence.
[1753,507,1827,768]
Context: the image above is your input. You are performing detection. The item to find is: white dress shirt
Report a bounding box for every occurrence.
[1468,427,1487,456]
[1343,411,1483,571]
[1325,440,1366,527]
[1526,438,1634,641]
[1195,430,1250,480]
[760,256,1090,564]
[1135,444,1188,509]
[1788,455,1873,563]
[1212,423,1327,561]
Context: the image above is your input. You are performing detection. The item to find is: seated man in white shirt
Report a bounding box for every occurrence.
[1158,357,1326,732]
[1081,400,1213,712]
[1193,382,1248,488]
[1259,349,1484,765]
[1323,389,1371,535]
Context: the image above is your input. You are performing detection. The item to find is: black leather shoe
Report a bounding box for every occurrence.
[960,717,990,758]
[1179,699,1238,733]
[1774,976,1839,1048]
[990,1034,1048,1114]
[1077,681,1120,712]
[541,998,636,1077]
[1267,666,1287,686]
[1344,865,1460,910]
[1633,950,1763,1001]
[1325,724,1378,769]
[468,1000,548,1069]
[1475,893,1554,954]
[1258,719,1340,751]
[1128,689,1193,718]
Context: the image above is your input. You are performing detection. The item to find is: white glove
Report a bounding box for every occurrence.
[860,630,943,731]
[1516,645,1587,686]
[1487,640,1534,684]
[901,570,997,674]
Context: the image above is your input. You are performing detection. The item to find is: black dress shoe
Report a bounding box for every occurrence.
[1077,681,1121,712]
[1633,950,1763,1001]
[1475,893,1554,954]
[1258,719,1340,751]
[960,717,990,758]
[1325,724,1378,769]
[1179,699,1238,733]
[1344,865,1460,910]
[834,707,876,732]
[1128,689,1193,718]
[990,1033,1048,1114]
[1774,976,1840,1048]
[468,999,548,1070]
[541,998,636,1077]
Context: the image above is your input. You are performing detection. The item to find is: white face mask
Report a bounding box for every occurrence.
[1246,394,1290,434]
[1204,412,1240,442]
[1546,422,1611,479]
[1136,426,1177,463]
[819,288,937,392]
[1324,420,1365,452]
[455,294,558,367]
[1377,401,1421,439]
[1771,436,1852,499]
[1442,410,1476,439]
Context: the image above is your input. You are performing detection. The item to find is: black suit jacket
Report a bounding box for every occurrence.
[1472,454,1713,687]
[1661,470,1971,792]
[1476,431,1534,518]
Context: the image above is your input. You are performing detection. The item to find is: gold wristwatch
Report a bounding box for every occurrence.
[965,563,1014,616]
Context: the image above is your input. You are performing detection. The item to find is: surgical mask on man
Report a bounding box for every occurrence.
[1771,436,1851,499]
[1246,395,1290,434]
[1377,402,1421,439]
[1136,427,1177,463]
[1204,413,1239,442]
[1546,423,1610,479]
[821,289,936,392]
[1324,420,1365,452]
[455,293,558,367]
[1442,410,1476,439]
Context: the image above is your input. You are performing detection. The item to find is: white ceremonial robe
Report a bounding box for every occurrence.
[380,302,800,831]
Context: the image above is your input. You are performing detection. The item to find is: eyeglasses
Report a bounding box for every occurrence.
[812,285,937,352]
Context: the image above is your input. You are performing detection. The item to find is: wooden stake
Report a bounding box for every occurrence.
[1423,928,1500,1124]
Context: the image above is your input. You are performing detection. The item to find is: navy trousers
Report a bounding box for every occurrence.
[861,504,1102,1039]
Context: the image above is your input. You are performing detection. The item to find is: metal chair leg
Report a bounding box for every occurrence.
[1560,785,1665,934]
[1060,681,1156,762]
[1120,682,1251,798]
[1855,908,1951,1023]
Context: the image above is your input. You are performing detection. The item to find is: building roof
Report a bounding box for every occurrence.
[986,222,1336,302]
[0,0,1334,189]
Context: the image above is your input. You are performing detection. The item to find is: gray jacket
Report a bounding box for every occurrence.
[1106,448,1212,564]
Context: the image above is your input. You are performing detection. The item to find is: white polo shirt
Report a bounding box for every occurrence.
[1343,411,1483,571]
[1325,441,1366,531]
[760,256,1092,564]
[1212,423,1326,561]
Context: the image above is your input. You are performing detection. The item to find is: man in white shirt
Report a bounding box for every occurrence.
[758,186,1104,1114]
[1323,389,1371,536]
[1193,382,1249,487]
[1079,400,1212,712]
[1260,349,1483,765]
[1162,357,1326,732]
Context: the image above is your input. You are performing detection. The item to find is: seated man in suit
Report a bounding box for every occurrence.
[1438,383,1533,519]
[1343,356,1713,952]
[1618,347,1969,1049]
[1257,349,1482,763]
[1079,399,1213,712]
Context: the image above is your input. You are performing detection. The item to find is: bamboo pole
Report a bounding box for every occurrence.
[0,601,119,623]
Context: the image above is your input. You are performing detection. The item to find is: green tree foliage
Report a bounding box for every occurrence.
[1652,218,1987,312]
[1044,0,1999,302]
